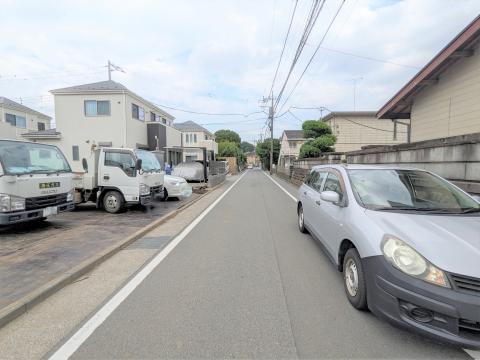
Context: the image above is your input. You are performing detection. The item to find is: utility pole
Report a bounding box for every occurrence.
[269,96,274,175]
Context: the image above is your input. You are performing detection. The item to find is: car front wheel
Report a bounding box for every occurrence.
[298,205,307,233]
[343,248,368,310]
[103,191,124,214]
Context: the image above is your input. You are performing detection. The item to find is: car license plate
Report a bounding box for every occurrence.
[43,206,58,217]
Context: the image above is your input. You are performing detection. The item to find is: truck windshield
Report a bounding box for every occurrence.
[135,150,161,172]
[0,140,71,175]
[348,169,480,214]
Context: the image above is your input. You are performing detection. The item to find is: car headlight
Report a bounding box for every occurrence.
[66,190,74,202]
[381,235,450,288]
[139,183,150,196]
[0,193,25,212]
[168,181,181,186]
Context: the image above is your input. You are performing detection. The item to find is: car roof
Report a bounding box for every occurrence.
[311,164,422,171]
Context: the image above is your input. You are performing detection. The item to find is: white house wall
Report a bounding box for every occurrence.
[0,106,51,140]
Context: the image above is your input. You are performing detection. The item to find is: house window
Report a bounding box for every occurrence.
[151,112,156,122]
[37,122,46,131]
[5,113,26,128]
[72,146,80,161]
[84,100,110,116]
[194,134,197,143]
[205,135,208,140]
[132,104,145,121]
[162,118,166,124]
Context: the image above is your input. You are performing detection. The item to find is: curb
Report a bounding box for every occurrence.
[0,180,228,329]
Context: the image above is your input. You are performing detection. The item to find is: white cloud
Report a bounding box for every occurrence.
[0,0,479,142]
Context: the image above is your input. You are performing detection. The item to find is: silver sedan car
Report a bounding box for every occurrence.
[297,164,480,349]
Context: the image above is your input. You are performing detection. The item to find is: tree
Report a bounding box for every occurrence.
[299,121,336,158]
[214,129,241,145]
[256,139,280,170]
[240,141,255,153]
[302,120,332,139]
[218,141,239,157]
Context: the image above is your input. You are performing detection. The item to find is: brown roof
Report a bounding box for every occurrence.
[378,15,480,119]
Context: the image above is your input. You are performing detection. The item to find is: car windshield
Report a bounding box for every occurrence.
[348,169,480,214]
[0,140,71,175]
[135,150,161,172]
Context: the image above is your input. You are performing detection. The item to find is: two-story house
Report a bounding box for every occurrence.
[0,97,52,140]
[173,121,218,162]
[25,80,178,171]
[278,130,306,170]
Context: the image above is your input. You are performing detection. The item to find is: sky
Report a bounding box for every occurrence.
[0,0,479,144]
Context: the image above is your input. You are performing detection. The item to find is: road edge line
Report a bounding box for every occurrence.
[48,170,247,360]
[0,178,229,330]
[263,171,297,202]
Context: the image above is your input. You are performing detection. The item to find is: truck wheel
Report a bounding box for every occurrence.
[103,191,124,214]
[343,248,368,310]
[161,188,169,201]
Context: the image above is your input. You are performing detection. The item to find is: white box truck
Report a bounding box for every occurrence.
[0,139,74,225]
[74,147,164,213]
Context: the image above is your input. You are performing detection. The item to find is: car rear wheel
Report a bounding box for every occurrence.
[343,248,368,310]
[161,187,169,201]
[103,191,124,214]
[298,205,307,233]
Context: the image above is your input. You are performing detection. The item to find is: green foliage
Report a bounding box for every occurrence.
[302,120,332,139]
[299,121,336,158]
[240,141,255,153]
[255,138,280,170]
[214,129,241,145]
[218,141,239,157]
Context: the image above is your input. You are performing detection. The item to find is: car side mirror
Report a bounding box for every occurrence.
[135,159,143,171]
[320,190,340,204]
[82,158,88,173]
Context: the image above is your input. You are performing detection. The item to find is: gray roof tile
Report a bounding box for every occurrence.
[0,97,51,119]
[173,121,213,136]
[50,80,128,93]
[284,130,305,139]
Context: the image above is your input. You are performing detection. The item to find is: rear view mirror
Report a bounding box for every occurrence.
[82,158,88,173]
[135,158,143,171]
[320,190,340,204]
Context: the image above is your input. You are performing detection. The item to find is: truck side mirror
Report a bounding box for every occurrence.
[135,158,143,171]
[82,158,88,173]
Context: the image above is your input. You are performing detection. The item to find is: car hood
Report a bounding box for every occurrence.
[164,175,186,183]
[365,210,480,278]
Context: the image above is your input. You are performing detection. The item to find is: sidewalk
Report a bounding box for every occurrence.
[0,192,206,326]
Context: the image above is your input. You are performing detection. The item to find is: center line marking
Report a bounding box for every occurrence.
[49,171,248,360]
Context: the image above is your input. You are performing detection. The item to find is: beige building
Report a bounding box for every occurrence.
[0,97,52,140]
[23,80,177,171]
[322,111,407,153]
[173,121,218,162]
[378,15,480,142]
[278,130,306,170]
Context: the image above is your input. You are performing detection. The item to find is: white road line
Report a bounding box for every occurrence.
[49,171,248,360]
[264,170,477,359]
[263,172,297,202]
[465,349,480,359]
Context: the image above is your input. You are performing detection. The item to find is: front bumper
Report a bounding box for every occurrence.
[139,194,152,206]
[150,185,163,195]
[0,201,75,225]
[365,256,480,349]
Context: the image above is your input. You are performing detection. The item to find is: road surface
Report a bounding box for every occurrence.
[51,169,470,359]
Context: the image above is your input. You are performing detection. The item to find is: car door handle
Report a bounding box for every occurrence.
[103,175,110,180]
[315,200,321,205]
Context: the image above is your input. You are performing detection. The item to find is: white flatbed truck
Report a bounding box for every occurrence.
[0,139,74,225]
[74,147,164,213]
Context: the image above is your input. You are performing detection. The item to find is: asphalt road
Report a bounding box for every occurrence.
[55,169,469,359]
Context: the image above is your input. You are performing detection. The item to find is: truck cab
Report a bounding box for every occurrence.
[76,147,163,213]
[0,139,74,225]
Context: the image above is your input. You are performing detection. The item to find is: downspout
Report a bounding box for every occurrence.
[123,91,127,147]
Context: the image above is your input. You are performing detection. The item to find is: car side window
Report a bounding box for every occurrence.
[323,173,344,201]
[312,171,327,191]
[305,170,319,187]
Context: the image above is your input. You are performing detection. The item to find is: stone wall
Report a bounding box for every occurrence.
[346,132,480,194]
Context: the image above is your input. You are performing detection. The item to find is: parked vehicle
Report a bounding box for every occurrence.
[172,162,205,182]
[161,175,192,200]
[297,164,480,349]
[74,147,163,213]
[0,139,74,225]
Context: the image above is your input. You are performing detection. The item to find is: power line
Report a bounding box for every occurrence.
[269,0,298,96]
[277,0,346,114]
[318,46,421,69]
[151,101,264,117]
